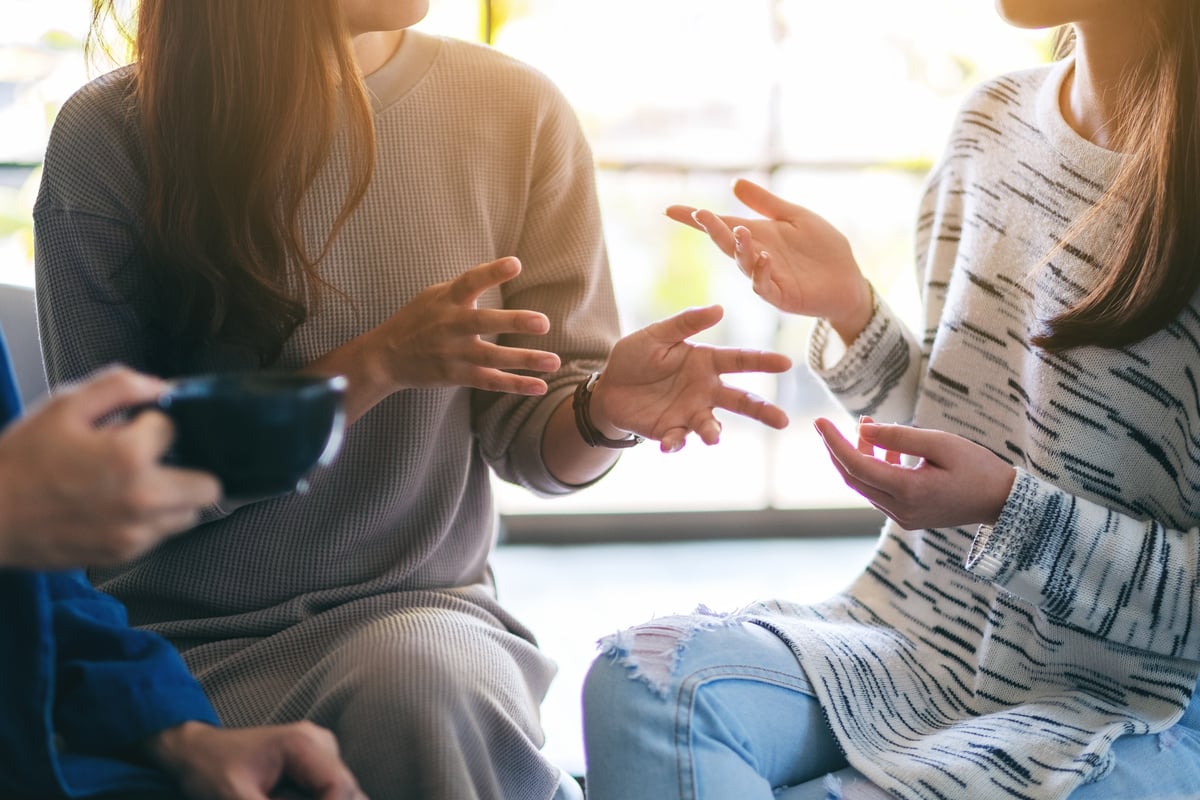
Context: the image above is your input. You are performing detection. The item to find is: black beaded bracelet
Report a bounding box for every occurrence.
[572,372,644,449]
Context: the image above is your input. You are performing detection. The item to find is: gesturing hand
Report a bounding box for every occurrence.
[590,305,792,453]
[149,721,366,800]
[368,256,561,396]
[666,179,874,343]
[0,366,221,570]
[813,417,1016,530]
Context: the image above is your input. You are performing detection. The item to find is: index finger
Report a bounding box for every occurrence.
[858,422,951,462]
[814,417,903,494]
[448,257,522,305]
[665,205,753,233]
[58,366,168,424]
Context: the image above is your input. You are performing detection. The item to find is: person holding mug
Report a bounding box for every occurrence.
[0,351,365,799]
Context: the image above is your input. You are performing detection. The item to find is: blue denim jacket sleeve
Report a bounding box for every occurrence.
[49,569,220,755]
[0,570,221,798]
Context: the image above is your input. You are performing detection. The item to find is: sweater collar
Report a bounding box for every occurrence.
[1036,56,1126,184]
[363,29,442,113]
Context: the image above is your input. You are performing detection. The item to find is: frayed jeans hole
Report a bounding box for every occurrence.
[1158,726,1185,751]
[595,617,714,697]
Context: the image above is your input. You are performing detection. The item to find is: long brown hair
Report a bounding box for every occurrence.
[88,0,375,367]
[1034,2,1200,351]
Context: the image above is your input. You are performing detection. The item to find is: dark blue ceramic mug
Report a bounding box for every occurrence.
[146,372,348,500]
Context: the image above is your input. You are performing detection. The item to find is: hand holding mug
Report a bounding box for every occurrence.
[0,366,221,570]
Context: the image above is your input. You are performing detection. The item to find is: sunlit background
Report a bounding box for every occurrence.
[0,0,1054,519]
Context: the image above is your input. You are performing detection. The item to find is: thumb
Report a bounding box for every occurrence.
[58,366,167,424]
[644,305,724,345]
[731,179,805,221]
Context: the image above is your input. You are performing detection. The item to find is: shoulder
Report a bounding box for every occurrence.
[920,63,1060,197]
[53,66,138,138]
[37,66,144,219]
[948,63,1058,142]
[420,33,580,122]
[430,34,564,92]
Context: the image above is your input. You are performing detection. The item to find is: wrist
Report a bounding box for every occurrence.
[147,721,210,775]
[581,376,625,440]
[826,277,875,346]
[572,373,642,449]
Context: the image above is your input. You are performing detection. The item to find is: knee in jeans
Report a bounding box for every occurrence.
[590,605,755,698]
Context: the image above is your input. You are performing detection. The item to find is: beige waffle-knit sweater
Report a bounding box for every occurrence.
[34,31,618,800]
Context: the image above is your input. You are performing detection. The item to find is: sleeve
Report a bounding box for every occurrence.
[472,76,621,496]
[806,288,924,424]
[965,468,1200,660]
[34,80,249,525]
[33,76,159,388]
[48,570,219,753]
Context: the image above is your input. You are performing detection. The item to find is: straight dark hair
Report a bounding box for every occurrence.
[89,0,375,367]
[1034,2,1200,351]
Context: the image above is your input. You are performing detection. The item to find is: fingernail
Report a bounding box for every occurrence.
[523,316,549,333]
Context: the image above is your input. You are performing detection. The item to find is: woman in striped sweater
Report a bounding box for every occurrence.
[582,1,1200,798]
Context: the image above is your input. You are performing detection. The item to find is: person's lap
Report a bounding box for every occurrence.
[292,604,560,800]
[583,614,1200,800]
[583,615,848,800]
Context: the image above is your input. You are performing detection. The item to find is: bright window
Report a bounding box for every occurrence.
[0,1,1052,516]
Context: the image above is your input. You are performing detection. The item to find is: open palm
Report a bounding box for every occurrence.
[596,305,791,452]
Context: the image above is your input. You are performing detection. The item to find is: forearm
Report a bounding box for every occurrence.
[540,389,622,486]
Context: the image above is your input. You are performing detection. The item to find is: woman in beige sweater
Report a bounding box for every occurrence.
[34,2,791,799]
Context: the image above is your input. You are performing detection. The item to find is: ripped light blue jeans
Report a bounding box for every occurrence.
[581,611,1200,800]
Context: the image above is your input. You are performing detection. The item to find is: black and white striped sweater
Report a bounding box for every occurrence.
[750,58,1200,799]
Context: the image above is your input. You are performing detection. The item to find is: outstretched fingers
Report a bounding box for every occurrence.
[710,347,792,376]
[713,385,789,430]
[731,179,805,221]
[644,304,725,344]
[665,205,703,230]
[448,257,522,305]
[689,209,739,259]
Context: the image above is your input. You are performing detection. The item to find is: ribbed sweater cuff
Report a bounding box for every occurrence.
[966,467,1041,583]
